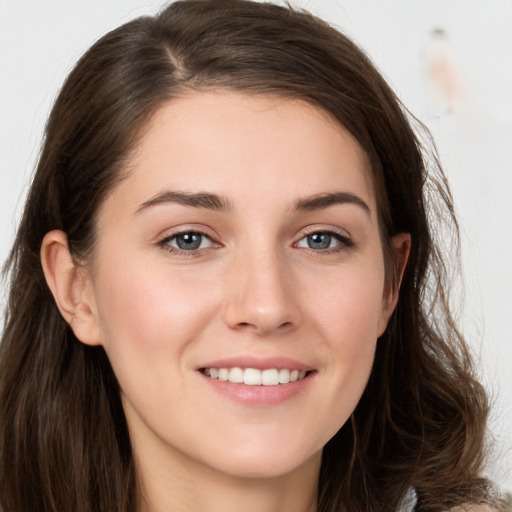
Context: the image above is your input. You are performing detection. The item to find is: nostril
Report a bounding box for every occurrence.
[232,320,294,333]
[233,322,252,330]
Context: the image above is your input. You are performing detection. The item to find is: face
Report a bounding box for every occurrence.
[81,92,405,480]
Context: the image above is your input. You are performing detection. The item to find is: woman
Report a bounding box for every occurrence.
[0,1,497,510]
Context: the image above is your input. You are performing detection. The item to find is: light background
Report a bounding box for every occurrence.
[1,0,511,492]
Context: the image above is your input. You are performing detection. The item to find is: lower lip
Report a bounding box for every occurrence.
[199,372,315,406]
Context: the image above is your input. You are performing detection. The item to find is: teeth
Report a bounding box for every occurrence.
[278,368,290,383]
[229,367,244,383]
[243,368,262,385]
[203,367,309,386]
[261,369,279,386]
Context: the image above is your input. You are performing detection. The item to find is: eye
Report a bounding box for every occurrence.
[160,231,216,252]
[296,231,353,251]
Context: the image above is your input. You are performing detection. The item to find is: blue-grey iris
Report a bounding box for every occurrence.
[307,233,332,250]
[176,233,203,250]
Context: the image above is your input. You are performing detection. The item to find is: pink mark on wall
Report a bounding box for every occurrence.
[425,28,464,114]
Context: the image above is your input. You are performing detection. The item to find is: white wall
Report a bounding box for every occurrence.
[1,0,511,492]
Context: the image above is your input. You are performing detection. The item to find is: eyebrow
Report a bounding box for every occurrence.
[293,192,371,215]
[135,189,370,216]
[135,190,233,214]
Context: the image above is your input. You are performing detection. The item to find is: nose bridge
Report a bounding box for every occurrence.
[223,238,298,334]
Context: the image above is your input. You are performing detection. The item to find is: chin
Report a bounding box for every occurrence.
[202,442,323,480]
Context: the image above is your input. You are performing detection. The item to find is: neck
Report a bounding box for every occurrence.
[135,442,320,512]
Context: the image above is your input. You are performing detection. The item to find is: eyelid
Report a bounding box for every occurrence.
[154,224,354,257]
[155,223,219,242]
[156,226,222,256]
[294,226,354,251]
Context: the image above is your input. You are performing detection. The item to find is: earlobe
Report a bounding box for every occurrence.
[378,232,411,336]
[40,230,103,346]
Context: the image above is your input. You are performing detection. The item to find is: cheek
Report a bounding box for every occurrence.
[305,261,385,409]
[92,255,222,360]
[309,262,386,344]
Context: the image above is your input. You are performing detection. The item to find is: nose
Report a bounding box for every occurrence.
[223,247,301,335]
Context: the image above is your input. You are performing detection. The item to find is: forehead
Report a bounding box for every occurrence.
[107,91,376,215]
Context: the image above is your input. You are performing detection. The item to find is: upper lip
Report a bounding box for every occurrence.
[197,355,314,372]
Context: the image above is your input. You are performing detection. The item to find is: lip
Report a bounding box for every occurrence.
[196,355,314,372]
[196,355,316,407]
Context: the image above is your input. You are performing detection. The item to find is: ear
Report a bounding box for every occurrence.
[41,230,103,346]
[377,232,411,336]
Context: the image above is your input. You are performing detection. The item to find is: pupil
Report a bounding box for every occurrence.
[308,233,331,249]
[177,233,202,250]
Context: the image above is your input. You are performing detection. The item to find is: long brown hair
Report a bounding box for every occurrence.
[0,1,491,510]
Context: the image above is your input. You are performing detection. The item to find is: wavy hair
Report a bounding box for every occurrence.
[0,1,491,510]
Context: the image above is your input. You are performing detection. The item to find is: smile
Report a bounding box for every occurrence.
[201,367,309,386]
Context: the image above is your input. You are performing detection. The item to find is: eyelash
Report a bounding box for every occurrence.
[157,229,354,257]
[295,229,354,254]
[157,230,219,257]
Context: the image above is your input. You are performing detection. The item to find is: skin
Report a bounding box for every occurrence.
[42,92,410,512]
